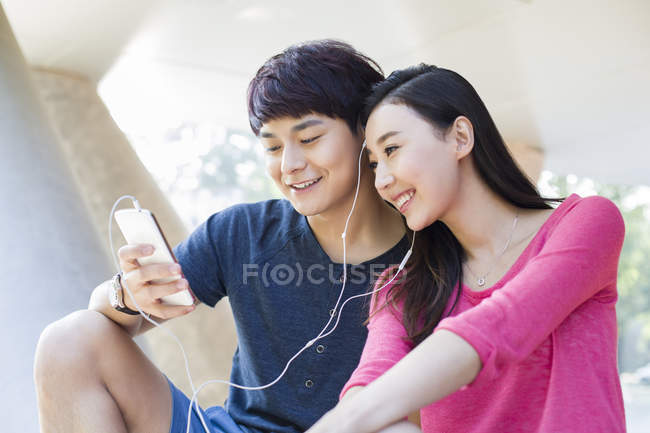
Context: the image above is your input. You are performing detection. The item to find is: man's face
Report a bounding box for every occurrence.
[259,114,363,216]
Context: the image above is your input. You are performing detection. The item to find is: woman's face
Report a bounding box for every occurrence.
[365,103,464,230]
[260,113,363,216]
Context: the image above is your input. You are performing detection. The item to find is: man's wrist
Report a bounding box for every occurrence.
[108,273,140,315]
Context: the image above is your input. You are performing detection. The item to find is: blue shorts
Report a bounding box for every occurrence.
[167,377,245,433]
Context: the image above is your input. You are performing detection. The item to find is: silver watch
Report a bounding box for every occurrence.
[108,273,140,315]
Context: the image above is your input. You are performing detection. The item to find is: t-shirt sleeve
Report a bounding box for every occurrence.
[340,270,415,399]
[173,211,230,307]
[436,196,625,387]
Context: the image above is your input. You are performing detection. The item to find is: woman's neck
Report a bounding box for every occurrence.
[440,168,520,262]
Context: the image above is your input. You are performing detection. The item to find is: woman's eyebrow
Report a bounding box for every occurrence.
[367,131,402,155]
[377,130,401,145]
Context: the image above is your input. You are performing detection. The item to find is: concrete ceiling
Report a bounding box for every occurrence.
[4,0,649,186]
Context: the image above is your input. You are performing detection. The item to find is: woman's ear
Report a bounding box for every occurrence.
[452,116,474,160]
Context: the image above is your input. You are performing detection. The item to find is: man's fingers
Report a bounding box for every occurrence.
[147,279,190,302]
[118,244,155,271]
[149,302,195,320]
[133,263,182,284]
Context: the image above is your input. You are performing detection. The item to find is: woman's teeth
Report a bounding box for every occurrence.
[396,191,414,209]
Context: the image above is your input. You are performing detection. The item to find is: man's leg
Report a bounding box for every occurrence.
[34,309,174,433]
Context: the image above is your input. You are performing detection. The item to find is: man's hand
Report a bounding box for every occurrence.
[118,243,196,319]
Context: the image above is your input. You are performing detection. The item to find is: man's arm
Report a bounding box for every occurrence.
[88,279,145,337]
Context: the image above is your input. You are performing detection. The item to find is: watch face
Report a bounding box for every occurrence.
[108,274,140,315]
[109,285,120,308]
[109,276,123,309]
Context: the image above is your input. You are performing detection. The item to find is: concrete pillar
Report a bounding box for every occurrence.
[30,67,237,407]
[0,6,112,432]
[505,141,545,185]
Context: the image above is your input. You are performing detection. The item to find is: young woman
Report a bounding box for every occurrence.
[307,64,626,433]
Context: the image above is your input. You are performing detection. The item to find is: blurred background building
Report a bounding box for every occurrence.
[0,0,649,432]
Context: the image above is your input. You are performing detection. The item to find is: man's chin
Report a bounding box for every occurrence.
[289,200,325,217]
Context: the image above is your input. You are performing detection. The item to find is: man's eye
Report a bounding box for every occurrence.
[385,145,398,156]
[266,146,281,153]
[300,135,321,144]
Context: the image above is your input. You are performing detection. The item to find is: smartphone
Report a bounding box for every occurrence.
[114,208,194,306]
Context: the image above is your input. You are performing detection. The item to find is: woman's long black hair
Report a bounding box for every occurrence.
[364,64,564,346]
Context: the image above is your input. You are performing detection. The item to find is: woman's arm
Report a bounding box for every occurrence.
[307,329,480,433]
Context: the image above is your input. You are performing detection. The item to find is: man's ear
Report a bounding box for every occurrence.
[452,116,474,160]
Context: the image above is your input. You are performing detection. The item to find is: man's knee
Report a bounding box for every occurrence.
[34,310,120,388]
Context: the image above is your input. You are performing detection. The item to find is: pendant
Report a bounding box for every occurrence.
[477,277,486,287]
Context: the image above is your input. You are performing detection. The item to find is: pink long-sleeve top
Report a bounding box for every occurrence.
[342,194,627,432]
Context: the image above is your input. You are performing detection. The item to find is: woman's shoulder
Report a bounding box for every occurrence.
[536,194,625,248]
[556,194,623,228]
[512,194,624,257]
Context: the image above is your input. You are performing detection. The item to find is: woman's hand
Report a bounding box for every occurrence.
[307,397,421,433]
[118,243,196,319]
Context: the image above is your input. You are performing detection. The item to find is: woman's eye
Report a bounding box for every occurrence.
[300,135,321,144]
[369,161,378,170]
[266,145,281,153]
[385,145,398,156]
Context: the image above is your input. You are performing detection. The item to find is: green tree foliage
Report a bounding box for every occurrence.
[195,128,280,203]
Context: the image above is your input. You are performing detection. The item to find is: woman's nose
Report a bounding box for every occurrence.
[374,162,394,191]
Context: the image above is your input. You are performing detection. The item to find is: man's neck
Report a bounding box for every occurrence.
[307,177,405,264]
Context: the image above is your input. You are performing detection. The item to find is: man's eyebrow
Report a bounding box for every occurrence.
[292,119,323,132]
[259,119,324,138]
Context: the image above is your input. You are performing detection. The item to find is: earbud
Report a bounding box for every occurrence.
[398,248,412,271]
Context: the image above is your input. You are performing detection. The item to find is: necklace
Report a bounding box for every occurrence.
[465,211,519,288]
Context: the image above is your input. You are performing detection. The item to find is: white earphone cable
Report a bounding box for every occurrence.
[107,140,414,433]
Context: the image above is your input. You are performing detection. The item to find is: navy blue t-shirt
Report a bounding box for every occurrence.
[173,199,408,433]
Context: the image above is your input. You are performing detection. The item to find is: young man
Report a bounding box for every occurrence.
[34,40,407,433]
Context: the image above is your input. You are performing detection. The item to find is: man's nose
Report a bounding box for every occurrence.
[281,143,307,174]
